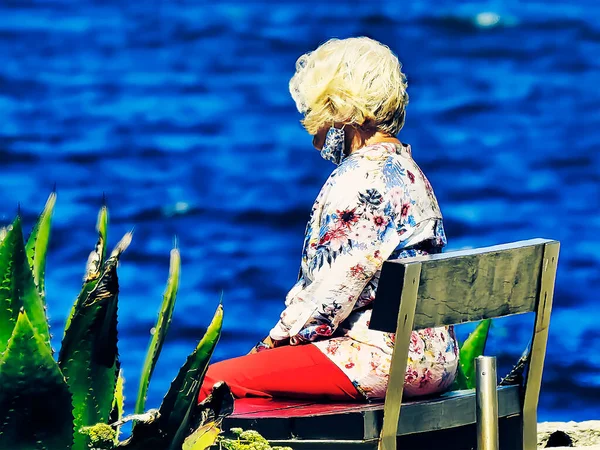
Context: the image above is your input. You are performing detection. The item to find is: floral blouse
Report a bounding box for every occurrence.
[269,142,459,400]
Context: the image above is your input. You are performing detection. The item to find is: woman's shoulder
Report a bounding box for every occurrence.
[379,144,444,220]
[325,145,413,191]
[339,143,427,189]
[325,142,441,204]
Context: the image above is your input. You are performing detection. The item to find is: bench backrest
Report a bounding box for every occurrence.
[371,238,560,450]
[370,238,558,332]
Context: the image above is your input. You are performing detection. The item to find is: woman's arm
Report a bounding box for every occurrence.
[269,177,417,344]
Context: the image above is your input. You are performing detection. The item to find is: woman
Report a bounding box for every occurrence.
[199,37,458,403]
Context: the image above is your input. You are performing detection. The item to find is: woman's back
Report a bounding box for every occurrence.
[273,141,457,399]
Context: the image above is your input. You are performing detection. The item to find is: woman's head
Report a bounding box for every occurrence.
[289,37,409,140]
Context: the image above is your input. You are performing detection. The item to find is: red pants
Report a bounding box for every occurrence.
[199,343,361,402]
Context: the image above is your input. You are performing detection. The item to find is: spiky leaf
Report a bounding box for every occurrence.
[64,205,110,337]
[0,312,73,450]
[110,370,125,442]
[182,421,221,450]
[58,234,130,450]
[0,217,50,353]
[0,220,23,353]
[499,340,531,387]
[122,305,223,450]
[162,304,223,450]
[97,204,108,271]
[111,370,125,423]
[456,319,492,389]
[135,248,181,414]
[85,205,109,280]
[25,192,56,295]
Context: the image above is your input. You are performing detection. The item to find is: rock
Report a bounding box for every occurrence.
[538,447,600,450]
[538,421,600,448]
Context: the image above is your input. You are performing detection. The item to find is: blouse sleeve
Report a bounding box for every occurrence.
[269,174,419,344]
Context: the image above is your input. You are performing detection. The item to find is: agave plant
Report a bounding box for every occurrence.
[0,193,223,450]
[453,319,492,390]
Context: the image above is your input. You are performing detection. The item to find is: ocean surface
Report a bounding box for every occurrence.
[0,0,598,422]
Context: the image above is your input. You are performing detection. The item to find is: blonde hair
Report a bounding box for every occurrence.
[289,37,409,136]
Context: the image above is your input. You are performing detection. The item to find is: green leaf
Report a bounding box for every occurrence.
[0,217,50,353]
[63,278,98,340]
[122,305,223,450]
[110,370,125,443]
[164,304,223,450]
[64,205,109,337]
[0,311,73,450]
[182,421,221,450]
[111,369,125,423]
[452,361,468,391]
[87,204,109,280]
[97,204,108,272]
[0,219,24,354]
[25,191,57,295]
[135,248,181,414]
[456,319,492,389]
[58,233,130,450]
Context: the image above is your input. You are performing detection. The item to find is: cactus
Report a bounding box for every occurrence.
[0,193,224,450]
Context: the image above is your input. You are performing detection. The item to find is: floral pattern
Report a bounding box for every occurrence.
[269,142,459,400]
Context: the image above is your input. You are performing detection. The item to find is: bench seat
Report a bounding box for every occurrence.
[224,385,521,444]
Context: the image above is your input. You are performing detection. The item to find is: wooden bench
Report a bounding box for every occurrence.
[224,238,560,450]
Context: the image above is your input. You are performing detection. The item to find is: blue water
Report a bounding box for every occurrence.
[0,0,598,422]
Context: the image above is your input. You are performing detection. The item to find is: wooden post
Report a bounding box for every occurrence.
[379,262,421,450]
[522,242,560,450]
[476,356,499,450]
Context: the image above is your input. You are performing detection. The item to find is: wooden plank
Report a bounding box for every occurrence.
[370,239,553,333]
[292,411,376,440]
[224,416,296,441]
[223,386,521,441]
[522,241,560,450]
[397,386,520,436]
[264,415,523,450]
[380,263,421,450]
[396,416,523,450]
